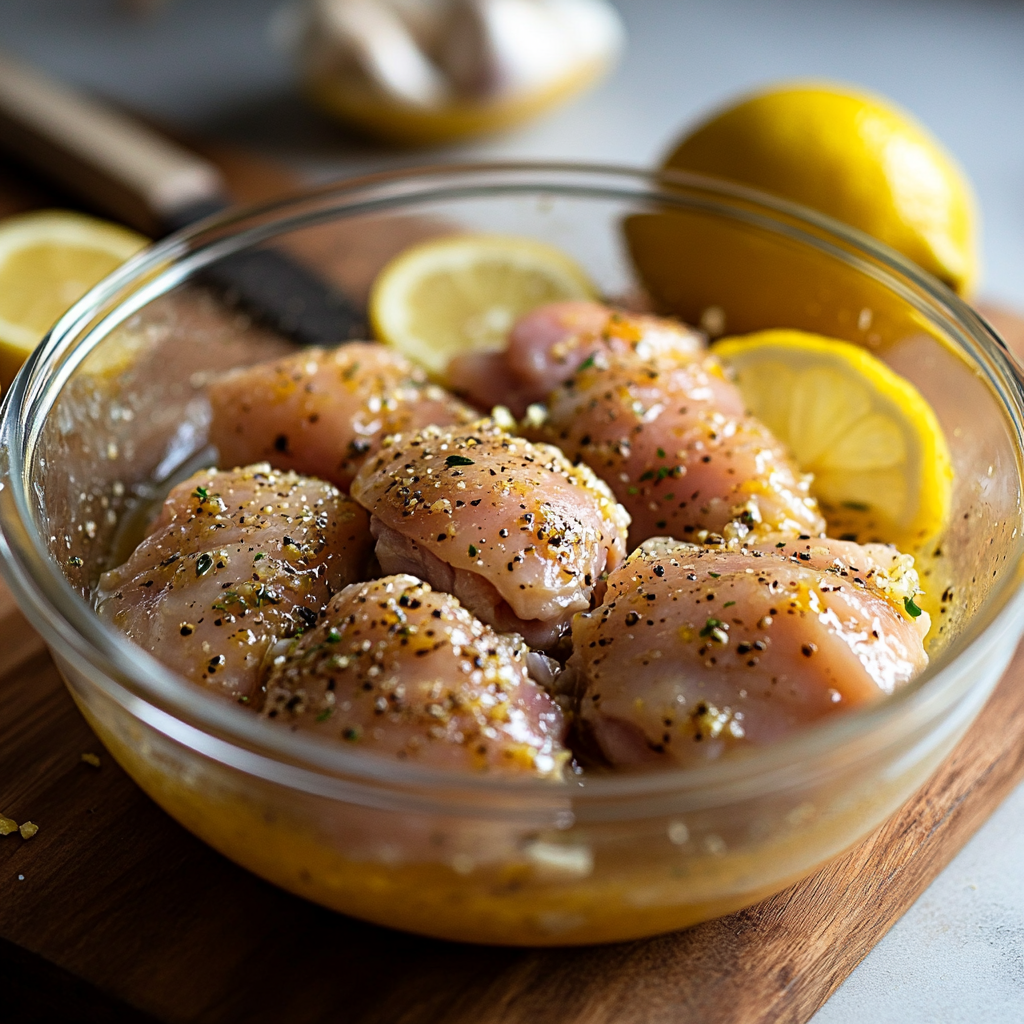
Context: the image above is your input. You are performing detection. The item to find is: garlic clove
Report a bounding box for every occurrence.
[545,0,624,67]
[303,0,451,107]
[387,0,452,54]
[436,0,623,102]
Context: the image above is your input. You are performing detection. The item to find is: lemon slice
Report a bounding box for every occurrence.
[0,210,148,388]
[713,329,952,550]
[369,234,597,378]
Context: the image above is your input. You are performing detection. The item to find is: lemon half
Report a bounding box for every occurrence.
[0,210,148,388]
[664,83,979,296]
[307,60,613,147]
[369,234,597,378]
[713,329,952,550]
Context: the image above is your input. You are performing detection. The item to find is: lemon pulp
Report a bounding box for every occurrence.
[713,329,952,551]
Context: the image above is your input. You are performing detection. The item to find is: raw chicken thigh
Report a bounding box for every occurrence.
[350,417,630,649]
[209,342,476,490]
[569,535,928,768]
[262,575,568,777]
[100,280,939,785]
[527,350,826,545]
[448,301,704,416]
[96,465,373,703]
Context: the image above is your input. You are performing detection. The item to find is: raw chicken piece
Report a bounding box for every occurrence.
[208,342,476,491]
[569,535,928,768]
[447,301,704,416]
[262,575,568,777]
[350,417,630,649]
[96,464,373,705]
[526,351,826,546]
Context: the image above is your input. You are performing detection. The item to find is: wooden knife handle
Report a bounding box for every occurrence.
[0,49,226,234]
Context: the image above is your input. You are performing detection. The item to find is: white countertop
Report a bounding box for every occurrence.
[2,0,1022,1018]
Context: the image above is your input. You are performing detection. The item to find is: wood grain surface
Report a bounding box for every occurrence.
[3,577,1024,1024]
[1,148,1023,1024]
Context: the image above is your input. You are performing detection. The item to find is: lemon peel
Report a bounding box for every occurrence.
[663,83,979,296]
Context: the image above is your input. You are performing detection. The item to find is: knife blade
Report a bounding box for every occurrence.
[0,48,366,346]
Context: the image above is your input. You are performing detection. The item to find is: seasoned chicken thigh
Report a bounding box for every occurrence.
[350,418,630,649]
[97,465,373,704]
[570,535,928,768]
[262,575,568,777]
[209,343,476,490]
[448,302,704,416]
[527,352,826,546]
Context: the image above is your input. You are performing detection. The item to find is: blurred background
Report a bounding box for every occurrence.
[1,0,1022,306]
[1,3,1023,1021]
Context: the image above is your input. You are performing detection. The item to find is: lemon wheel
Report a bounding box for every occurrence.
[713,329,952,551]
[0,210,148,388]
[369,234,597,379]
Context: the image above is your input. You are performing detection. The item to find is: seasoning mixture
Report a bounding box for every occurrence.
[98,299,934,776]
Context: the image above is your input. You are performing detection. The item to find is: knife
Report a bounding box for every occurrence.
[0,48,366,346]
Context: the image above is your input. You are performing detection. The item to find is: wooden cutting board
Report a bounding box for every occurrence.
[2,148,1024,1024]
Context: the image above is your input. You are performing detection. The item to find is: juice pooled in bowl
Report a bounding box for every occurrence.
[82,226,965,944]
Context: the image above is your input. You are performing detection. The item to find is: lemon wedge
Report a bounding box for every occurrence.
[713,329,952,550]
[0,210,148,389]
[663,83,979,296]
[369,234,597,378]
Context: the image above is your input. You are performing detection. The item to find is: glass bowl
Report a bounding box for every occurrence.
[2,164,1023,947]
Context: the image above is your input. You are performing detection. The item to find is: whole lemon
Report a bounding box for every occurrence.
[663,83,979,295]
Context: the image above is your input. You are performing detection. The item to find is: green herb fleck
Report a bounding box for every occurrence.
[842,500,870,512]
[214,590,246,612]
[342,726,362,742]
[723,601,735,608]
[192,486,209,501]
[255,583,282,606]
[578,354,596,371]
[708,572,721,579]
[195,553,214,577]
[468,544,478,558]
[699,617,729,643]
[627,486,639,496]
[656,447,666,459]
[446,454,475,467]
[326,629,341,643]
[315,708,333,723]
[67,555,83,568]
[254,552,265,561]
[904,596,923,618]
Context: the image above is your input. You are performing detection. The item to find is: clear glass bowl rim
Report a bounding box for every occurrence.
[2,160,1024,816]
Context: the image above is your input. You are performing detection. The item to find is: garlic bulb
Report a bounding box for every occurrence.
[280,0,624,143]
